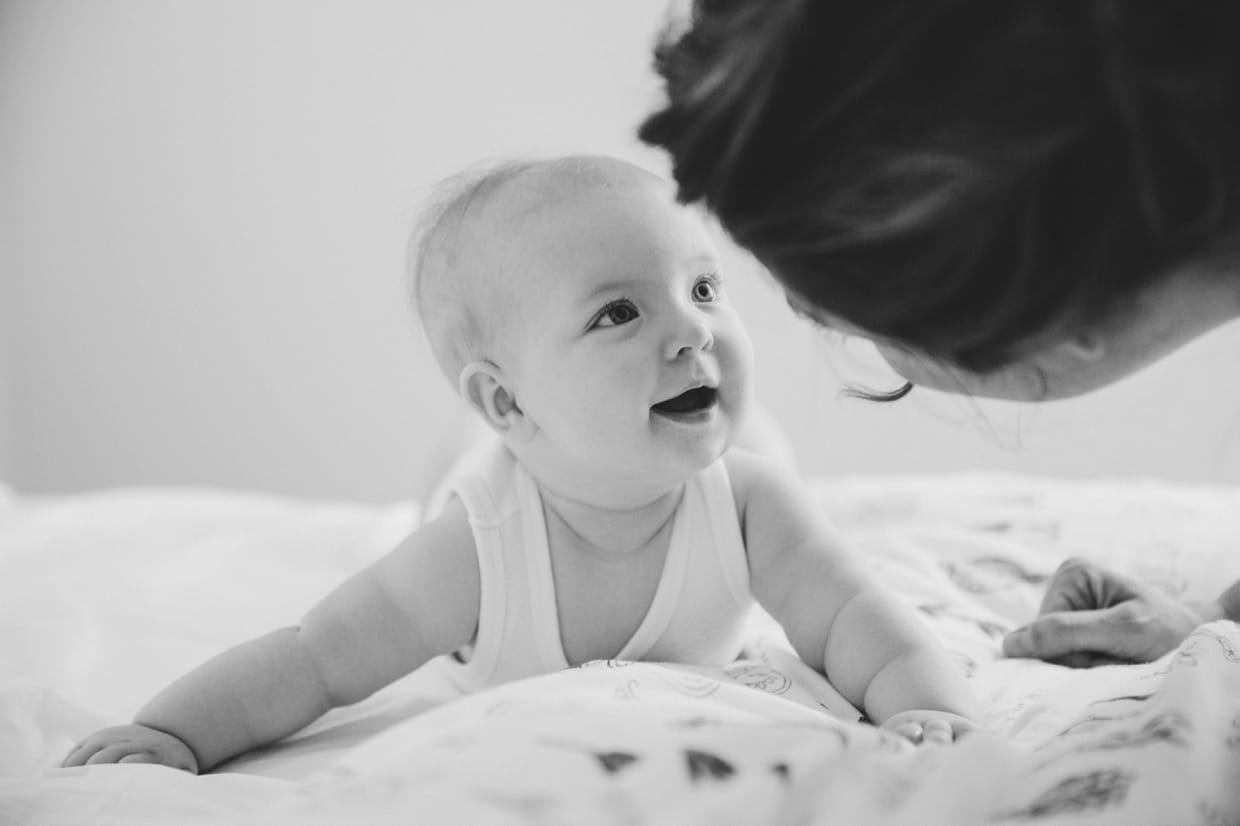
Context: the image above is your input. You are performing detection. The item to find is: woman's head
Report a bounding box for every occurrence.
[641,0,1240,398]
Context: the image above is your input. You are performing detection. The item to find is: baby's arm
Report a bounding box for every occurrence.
[727,452,979,737]
[62,500,479,772]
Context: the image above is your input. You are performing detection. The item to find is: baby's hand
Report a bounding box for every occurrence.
[62,724,198,773]
[881,710,978,746]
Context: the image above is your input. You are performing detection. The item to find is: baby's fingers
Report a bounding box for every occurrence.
[921,718,954,745]
[116,750,195,772]
[85,744,143,766]
[61,742,100,768]
[118,752,161,764]
[891,722,924,744]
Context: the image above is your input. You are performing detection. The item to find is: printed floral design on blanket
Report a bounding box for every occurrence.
[8,477,1240,825]
[996,769,1136,821]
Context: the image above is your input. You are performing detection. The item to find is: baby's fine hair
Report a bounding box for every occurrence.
[640,0,1240,371]
[407,158,546,384]
[409,155,663,383]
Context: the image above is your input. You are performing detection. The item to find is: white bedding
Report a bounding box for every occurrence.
[2,476,1240,825]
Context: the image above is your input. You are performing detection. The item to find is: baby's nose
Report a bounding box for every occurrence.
[666,313,713,359]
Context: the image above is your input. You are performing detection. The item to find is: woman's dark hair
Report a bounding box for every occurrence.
[640,0,1240,371]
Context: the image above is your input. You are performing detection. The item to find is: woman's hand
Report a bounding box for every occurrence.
[1002,557,1215,667]
[880,709,978,745]
[62,723,198,773]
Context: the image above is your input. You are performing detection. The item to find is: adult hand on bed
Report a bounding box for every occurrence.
[1002,557,1213,667]
[61,723,199,773]
[880,710,978,746]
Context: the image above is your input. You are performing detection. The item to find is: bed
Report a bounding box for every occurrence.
[3,474,1239,825]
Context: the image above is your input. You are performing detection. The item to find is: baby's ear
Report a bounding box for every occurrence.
[459,360,527,438]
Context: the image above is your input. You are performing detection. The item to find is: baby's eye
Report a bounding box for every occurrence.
[692,274,720,303]
[592,299,639,329]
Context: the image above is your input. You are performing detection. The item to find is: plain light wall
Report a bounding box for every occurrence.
[3,0,1239,502]
[0,203,12,481]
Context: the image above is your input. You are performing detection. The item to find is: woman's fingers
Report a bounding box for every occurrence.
[1003,607,1126,660]
[1039,558,1138,614]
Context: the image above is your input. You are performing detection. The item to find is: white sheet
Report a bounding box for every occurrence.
[3,475,1240,824]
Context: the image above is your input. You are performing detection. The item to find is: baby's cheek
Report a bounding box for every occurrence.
[721,340,755,408]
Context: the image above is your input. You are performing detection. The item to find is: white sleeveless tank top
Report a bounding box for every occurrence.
[425,438,754,693]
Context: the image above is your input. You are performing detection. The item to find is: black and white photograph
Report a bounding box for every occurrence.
[4,2,1240,823]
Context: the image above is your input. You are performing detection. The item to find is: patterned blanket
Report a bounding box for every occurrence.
[2,476,1239,824]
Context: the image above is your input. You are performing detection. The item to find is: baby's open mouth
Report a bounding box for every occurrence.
[652,386,718,416]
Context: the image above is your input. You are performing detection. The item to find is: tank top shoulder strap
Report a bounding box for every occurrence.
[696,458,751,605]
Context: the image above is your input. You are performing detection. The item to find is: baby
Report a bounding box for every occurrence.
[63,155,979,774]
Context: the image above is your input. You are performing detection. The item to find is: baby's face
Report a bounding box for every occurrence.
[494,167,753,500]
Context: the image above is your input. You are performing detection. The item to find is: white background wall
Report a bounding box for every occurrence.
[3,0,1240,503]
